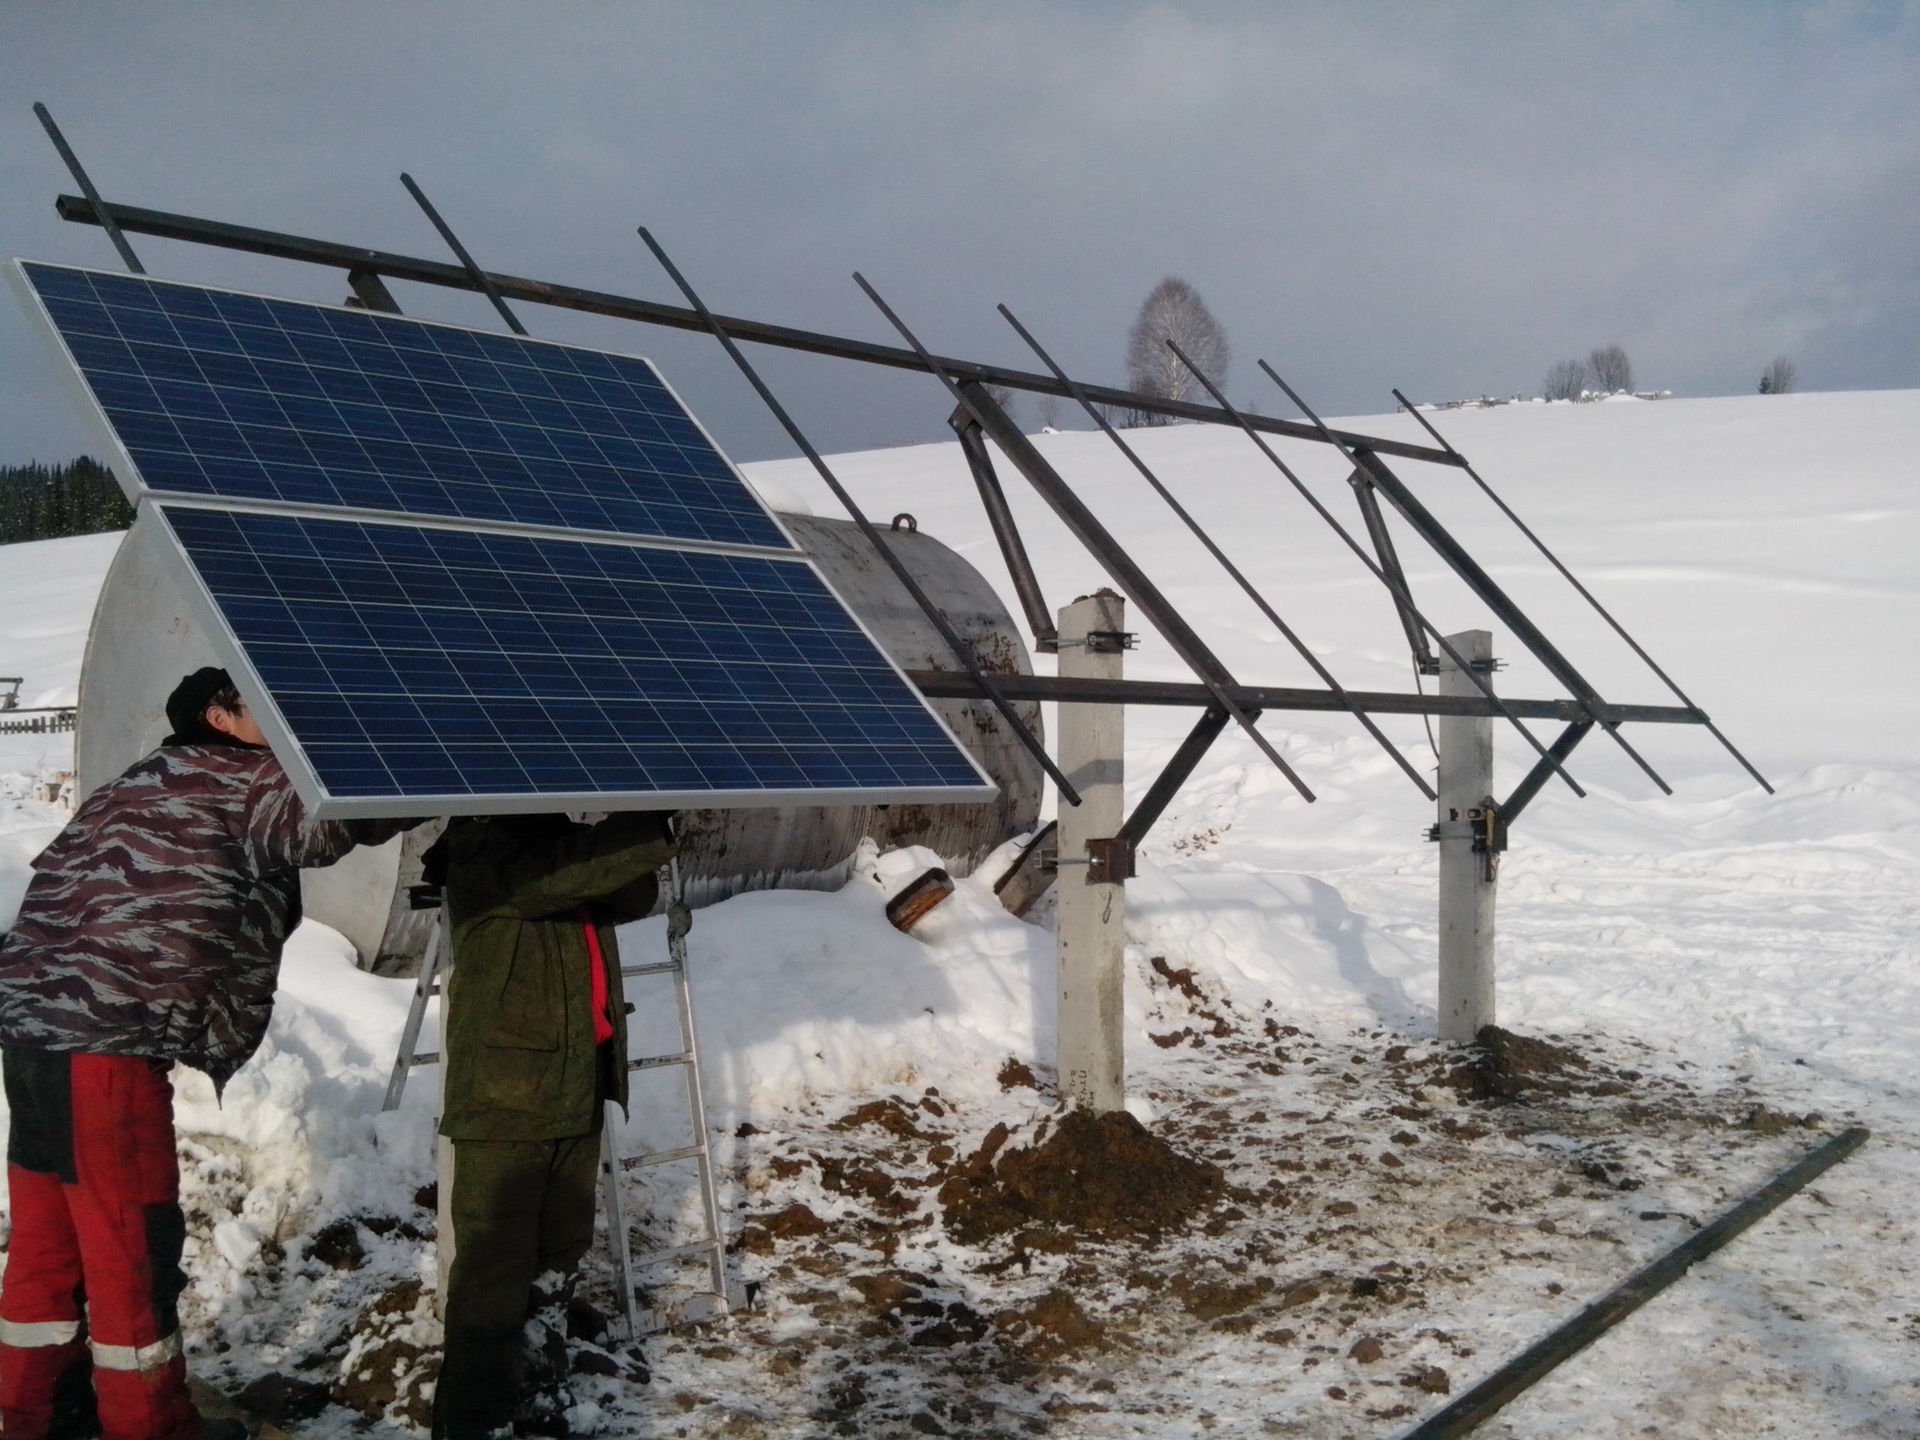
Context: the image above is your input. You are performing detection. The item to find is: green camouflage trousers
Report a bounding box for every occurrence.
[431,1132,600,1440]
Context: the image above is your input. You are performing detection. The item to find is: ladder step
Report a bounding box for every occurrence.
[629,1052,692,1072]
[627,1237,722,1267]
[617,1288,730,1339]
[408,1051,439,1066]
[621,960,682,979]
[620,1143,708,1169]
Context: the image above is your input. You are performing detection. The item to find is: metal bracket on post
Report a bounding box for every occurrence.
[1084,836,1136,885]
[992,820,1058,918]
[1426,797,1508,883]
[1472,800,1508,882]
[1082,631,1137,654]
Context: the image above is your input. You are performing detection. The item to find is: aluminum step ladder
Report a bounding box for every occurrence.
[379,860,735,1340]
[381,898,446,1114]
[598,855,736,1340]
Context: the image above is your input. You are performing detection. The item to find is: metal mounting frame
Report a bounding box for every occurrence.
[1345,465,1436,675]
[51,192,1460,461]
[947,389,1058,653]
[995,300,1438,804]
[35,117,1763,850]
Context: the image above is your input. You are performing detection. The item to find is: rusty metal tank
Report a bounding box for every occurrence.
[77,509,1041,973]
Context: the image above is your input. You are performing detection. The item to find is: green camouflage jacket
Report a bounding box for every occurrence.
[436,811,675,1142]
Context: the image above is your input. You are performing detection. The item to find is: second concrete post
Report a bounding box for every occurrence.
[1437,628,1497,1042]
[1055,590,1127,1112]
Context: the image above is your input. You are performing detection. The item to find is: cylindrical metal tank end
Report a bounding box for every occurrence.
[77,511,1043,974]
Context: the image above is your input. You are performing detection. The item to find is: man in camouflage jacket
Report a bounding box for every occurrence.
[0,668,412,1440]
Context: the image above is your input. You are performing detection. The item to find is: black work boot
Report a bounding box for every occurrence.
[47,1350,99,1440]
[513,1269,585,1437]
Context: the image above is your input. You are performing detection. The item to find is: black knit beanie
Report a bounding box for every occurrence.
[163,666,236,747]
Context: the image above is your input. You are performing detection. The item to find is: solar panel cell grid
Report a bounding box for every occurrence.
[15,261,994,811]
[23,262,792,552]
[159,505,989,805]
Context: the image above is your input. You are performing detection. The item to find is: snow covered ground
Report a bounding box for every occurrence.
[1,389,1916,1437]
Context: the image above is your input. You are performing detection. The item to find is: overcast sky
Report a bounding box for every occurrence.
[4,1,1915,467]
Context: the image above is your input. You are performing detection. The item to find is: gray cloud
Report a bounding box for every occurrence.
[4,1,1915,467]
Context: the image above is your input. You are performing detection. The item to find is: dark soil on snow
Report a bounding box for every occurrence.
[939,1107,1224,1245]
[175,993,1847,1440]
[1442,1023,1603,1102]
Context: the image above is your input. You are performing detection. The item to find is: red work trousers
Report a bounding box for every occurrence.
[0,1048,196,1440]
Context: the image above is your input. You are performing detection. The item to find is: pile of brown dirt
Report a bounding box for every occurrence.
[1444,1024,1596,1103]
[940,1108,1222,1245]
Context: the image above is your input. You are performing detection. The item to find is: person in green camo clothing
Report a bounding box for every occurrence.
[423,810,675,1440]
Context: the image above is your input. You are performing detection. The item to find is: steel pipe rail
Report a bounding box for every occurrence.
[37,107,144,274]
[399,172,529,336]
[906,670,1705,725]
[1402,1126,1870,1439]
[51,193,1464,465]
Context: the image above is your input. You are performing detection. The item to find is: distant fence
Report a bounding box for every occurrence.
[0,709,77,736]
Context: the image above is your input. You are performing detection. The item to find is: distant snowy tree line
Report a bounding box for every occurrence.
[1543,345,1635,401]
[1539,345,1800,403]
[0,457,133,544]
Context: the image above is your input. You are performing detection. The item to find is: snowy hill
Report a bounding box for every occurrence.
[1,390,1917,1437]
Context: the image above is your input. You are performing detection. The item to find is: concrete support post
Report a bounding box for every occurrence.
[1055,590,1127,1112]
[1437,629,1497,1044]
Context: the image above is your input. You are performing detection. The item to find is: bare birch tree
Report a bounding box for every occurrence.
[1759,356,1796,394]
[1588,345,1633,394]
[1543,358,1587,401]
[1124,276,1230,424]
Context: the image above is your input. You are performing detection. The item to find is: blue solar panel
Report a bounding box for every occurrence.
[156,505,994,809]
[19,262,794,552]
